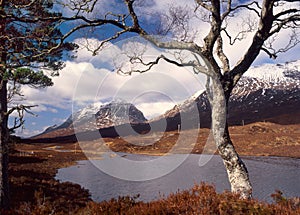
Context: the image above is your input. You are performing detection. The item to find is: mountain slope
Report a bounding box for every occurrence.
[153,60,300,129]
[36,100,147,138]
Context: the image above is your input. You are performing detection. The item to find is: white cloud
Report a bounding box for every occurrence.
[217,2,300,66]
[21,61,95,111]
[14,127,43,138]
[57,0,299,67]
[52,117,68,124]
[136,101,176,119]
[71,38,119,64]
[23,22,299,119]
[20,38,206,118]
[71,38,207,110]
[49,108,58,113]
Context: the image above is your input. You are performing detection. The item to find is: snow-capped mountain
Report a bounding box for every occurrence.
[153,60,300,128]
[234,60,300,99]
[36,60,300,140]
[38,100,147,137]
[94,100,148,129]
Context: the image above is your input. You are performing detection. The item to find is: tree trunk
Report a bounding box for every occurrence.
[208,76,252,199]
[0,2,10,209]
[218,124,252,199]
[0,78,9,209]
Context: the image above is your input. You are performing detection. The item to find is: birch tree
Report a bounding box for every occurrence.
[53,0,300,199]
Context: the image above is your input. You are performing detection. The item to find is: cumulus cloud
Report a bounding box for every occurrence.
[135,101,176,119]
[72,38,207,111]
[20,37,206,118]
[14,128,43,138]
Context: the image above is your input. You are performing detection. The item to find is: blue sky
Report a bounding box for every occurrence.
[11,0,300,137]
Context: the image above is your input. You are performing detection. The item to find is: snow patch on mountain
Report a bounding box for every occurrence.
[245,60,300,83]
[72,100,148,131]
[75,102,102,122]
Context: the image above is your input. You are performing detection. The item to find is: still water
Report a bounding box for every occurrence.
[56,154,300,202]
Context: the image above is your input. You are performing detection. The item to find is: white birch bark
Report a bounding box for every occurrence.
[207,75,252,199]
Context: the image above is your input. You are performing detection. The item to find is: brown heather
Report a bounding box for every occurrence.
[4,183,300,215]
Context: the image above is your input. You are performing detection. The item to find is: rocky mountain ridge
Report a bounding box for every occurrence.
[35,60,300,139]
[37,100,147,138]
[157,60,300,128]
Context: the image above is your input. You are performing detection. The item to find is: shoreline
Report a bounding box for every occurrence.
[8,138,300,213]
[9,142,91,214]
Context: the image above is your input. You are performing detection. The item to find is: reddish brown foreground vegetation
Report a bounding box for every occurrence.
[2,122,300,214]
[81,184,300,215]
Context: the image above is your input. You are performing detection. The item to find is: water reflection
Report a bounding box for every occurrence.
[56,154,300,202]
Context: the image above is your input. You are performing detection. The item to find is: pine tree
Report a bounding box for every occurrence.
[0,0,77,209]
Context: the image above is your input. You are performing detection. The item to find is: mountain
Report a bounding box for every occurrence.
[94,100,148,128]
[228,61,300,125]
[36,100,147,138]
[152,60,300,129]
[33,60,300,141]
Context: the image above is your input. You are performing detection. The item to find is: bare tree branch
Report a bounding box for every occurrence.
[221,1,261,20]
[117,54,185,75]
[6,104,37,133]
[216,36,230,73]
[11,0,39,8]
[263,29,300,59]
